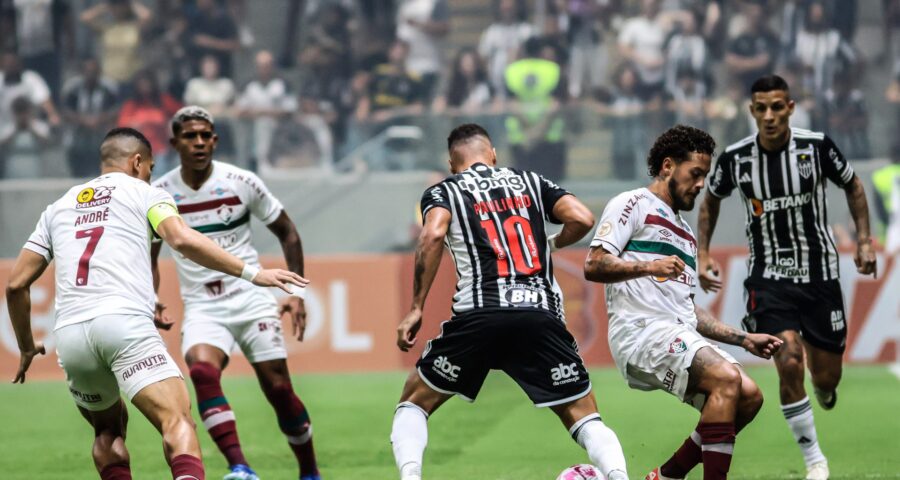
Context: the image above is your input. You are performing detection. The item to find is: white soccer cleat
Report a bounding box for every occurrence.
[806,460,830,480]
[400,476,421,480]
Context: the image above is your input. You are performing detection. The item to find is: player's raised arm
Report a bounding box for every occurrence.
[6,249,49,383]
[548,194,595,250]
[397,206,451,352]
[153,212,308,294]
[694,304,782,359]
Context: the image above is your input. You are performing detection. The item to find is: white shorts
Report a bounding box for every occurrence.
[181,314,287,364]
[617,321,738,410]
[55,315,183,411]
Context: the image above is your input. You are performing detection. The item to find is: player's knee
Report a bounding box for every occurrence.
[741,379,764,415]
[710,363,742,400]
[188,361,221,386]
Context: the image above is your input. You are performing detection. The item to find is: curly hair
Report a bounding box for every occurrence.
[646,125,716,177]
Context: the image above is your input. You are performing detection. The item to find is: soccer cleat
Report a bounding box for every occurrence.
[814,388,837,410]
[224,464,260,480]
[645,467,678,480]
[806,461,830,480]
[607,469,629,480]
[399,476,421,480]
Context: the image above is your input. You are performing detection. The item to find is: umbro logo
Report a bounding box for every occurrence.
[739,172,752,183]
[798,436,811,444]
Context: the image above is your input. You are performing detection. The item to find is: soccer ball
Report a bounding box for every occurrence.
[556,464,603,480]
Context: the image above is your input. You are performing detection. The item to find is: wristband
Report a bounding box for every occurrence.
[291,286,307,300]
[240,264,260,282]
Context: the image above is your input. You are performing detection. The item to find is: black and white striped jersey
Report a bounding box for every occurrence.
[709,128,855,283]
[420,162,570,319]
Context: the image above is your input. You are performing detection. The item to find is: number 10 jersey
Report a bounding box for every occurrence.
[419,162,570,320]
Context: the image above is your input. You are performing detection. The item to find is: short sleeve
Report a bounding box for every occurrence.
[590,193,641,255]
[243,171,284,224]
[819,135,855,187]
[708,152,736,198]
[24,206,53,261]
[420,183,451,222]
[536,173,570,224]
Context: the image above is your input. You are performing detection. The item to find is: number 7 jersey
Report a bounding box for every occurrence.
[23,172,177,330]
[420,162,570,319]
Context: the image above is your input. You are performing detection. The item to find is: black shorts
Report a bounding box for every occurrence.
[742,278,847,354]
[416,309,592,407]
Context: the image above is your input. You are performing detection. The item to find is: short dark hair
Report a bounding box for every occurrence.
[447,123,491,150]
[647,124,716,177]
[751,74,790,95]
[104,127,152,154]
[171,105,215,136]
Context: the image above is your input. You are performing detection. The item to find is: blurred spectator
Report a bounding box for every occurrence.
[396,0,450,101]
[355,40,424,124]
[706,76,754,142]
[725,0,779,91]
[0,0,73,100]
[432,47,492,114]
[824,70,870,159]
[668,69,708,129]
[297,41,355,152]
[0,95,50,178]
[600,62,647,180]
[117,69,182,170]
[234,50,297,172]
[479,0,534,102]
[617,0,673,100]
[80,0,152,86]
[61,57,119,178]
[567,0,615,99]
[301,3,353,73]
[185,0,240,77]
[0,50,59,127]
[664,10,710,96]
[183,55,235,117]
[883,0,900,66]
[792,1,857,97]
[872,144,900,254]
[504,38,567,181]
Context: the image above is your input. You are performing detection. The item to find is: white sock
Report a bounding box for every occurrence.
[569,413,629,478]
[391,402,429,479]
[781,397,827,467]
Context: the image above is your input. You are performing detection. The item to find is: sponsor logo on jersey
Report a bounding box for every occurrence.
[668,338,688,354]
[69,387,102,403]
[76,186,116,209]
[763,264,810,278]
[211,232,237,248]
[596,221,612,237]
[662,369,677,392]
[739,172,752,184]
[504,285,545,307]
[121,353,168,380]
[711,164,724,189]
[656,208,669,218]
[659,229,672,238]
[457,175,526,193]
[173,193,186,202]
[750,192,812,216]
[210,187,228,197]
[798,154,813,179]
[830,310,845,332]
[618,193,648,225]
[216,204,235,224]
[550,362,580,385]
[653,270,695,286]
[432,356,461,381]
[205,280,224,297]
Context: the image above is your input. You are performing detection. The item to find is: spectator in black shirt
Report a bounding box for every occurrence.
[186,0,240,77]
[725,0,778,90]
[61,57,119,177]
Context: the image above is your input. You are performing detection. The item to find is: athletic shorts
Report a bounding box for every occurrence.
[416,309,592,407]
[181,314,287,364]
[615,321,738,411]
[743,278,847,354]
[55,314,182,411]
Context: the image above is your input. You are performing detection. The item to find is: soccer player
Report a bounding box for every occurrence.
[150,106,320,480]
[390,124,630,480]
[7,127,306,480]
[697,75,877,480]
[584,125,784,480]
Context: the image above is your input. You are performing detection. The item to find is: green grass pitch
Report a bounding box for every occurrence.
[1,366,898,479]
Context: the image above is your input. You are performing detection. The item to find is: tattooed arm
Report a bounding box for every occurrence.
[397,207,451,351]
[584,246,685,283]
[694,304,783,359]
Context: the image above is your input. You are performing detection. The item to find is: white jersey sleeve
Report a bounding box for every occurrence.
[24,205,54,261]
[590,190,645,255]
[240,171,283,225]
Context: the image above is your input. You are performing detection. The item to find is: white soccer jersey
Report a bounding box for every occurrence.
[591,188,699,358]
[23,172,176,329]
[153,161,283,317]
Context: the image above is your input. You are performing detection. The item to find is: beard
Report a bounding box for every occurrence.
[668,177,696,212]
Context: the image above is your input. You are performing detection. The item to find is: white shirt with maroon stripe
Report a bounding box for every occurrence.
[24,172,176,329]
[153,161,283,317]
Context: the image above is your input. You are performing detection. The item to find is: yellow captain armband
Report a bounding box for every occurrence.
[147,202,180,233]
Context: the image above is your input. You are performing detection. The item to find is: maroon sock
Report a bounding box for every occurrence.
[170,454,204,480]
[265,382,319,477]
[660,429,702,479]
[99,463,131,480]
[190,362,248,467]
[698,422,736,480]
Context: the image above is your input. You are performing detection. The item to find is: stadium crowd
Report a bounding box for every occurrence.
[0,0,898,180]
